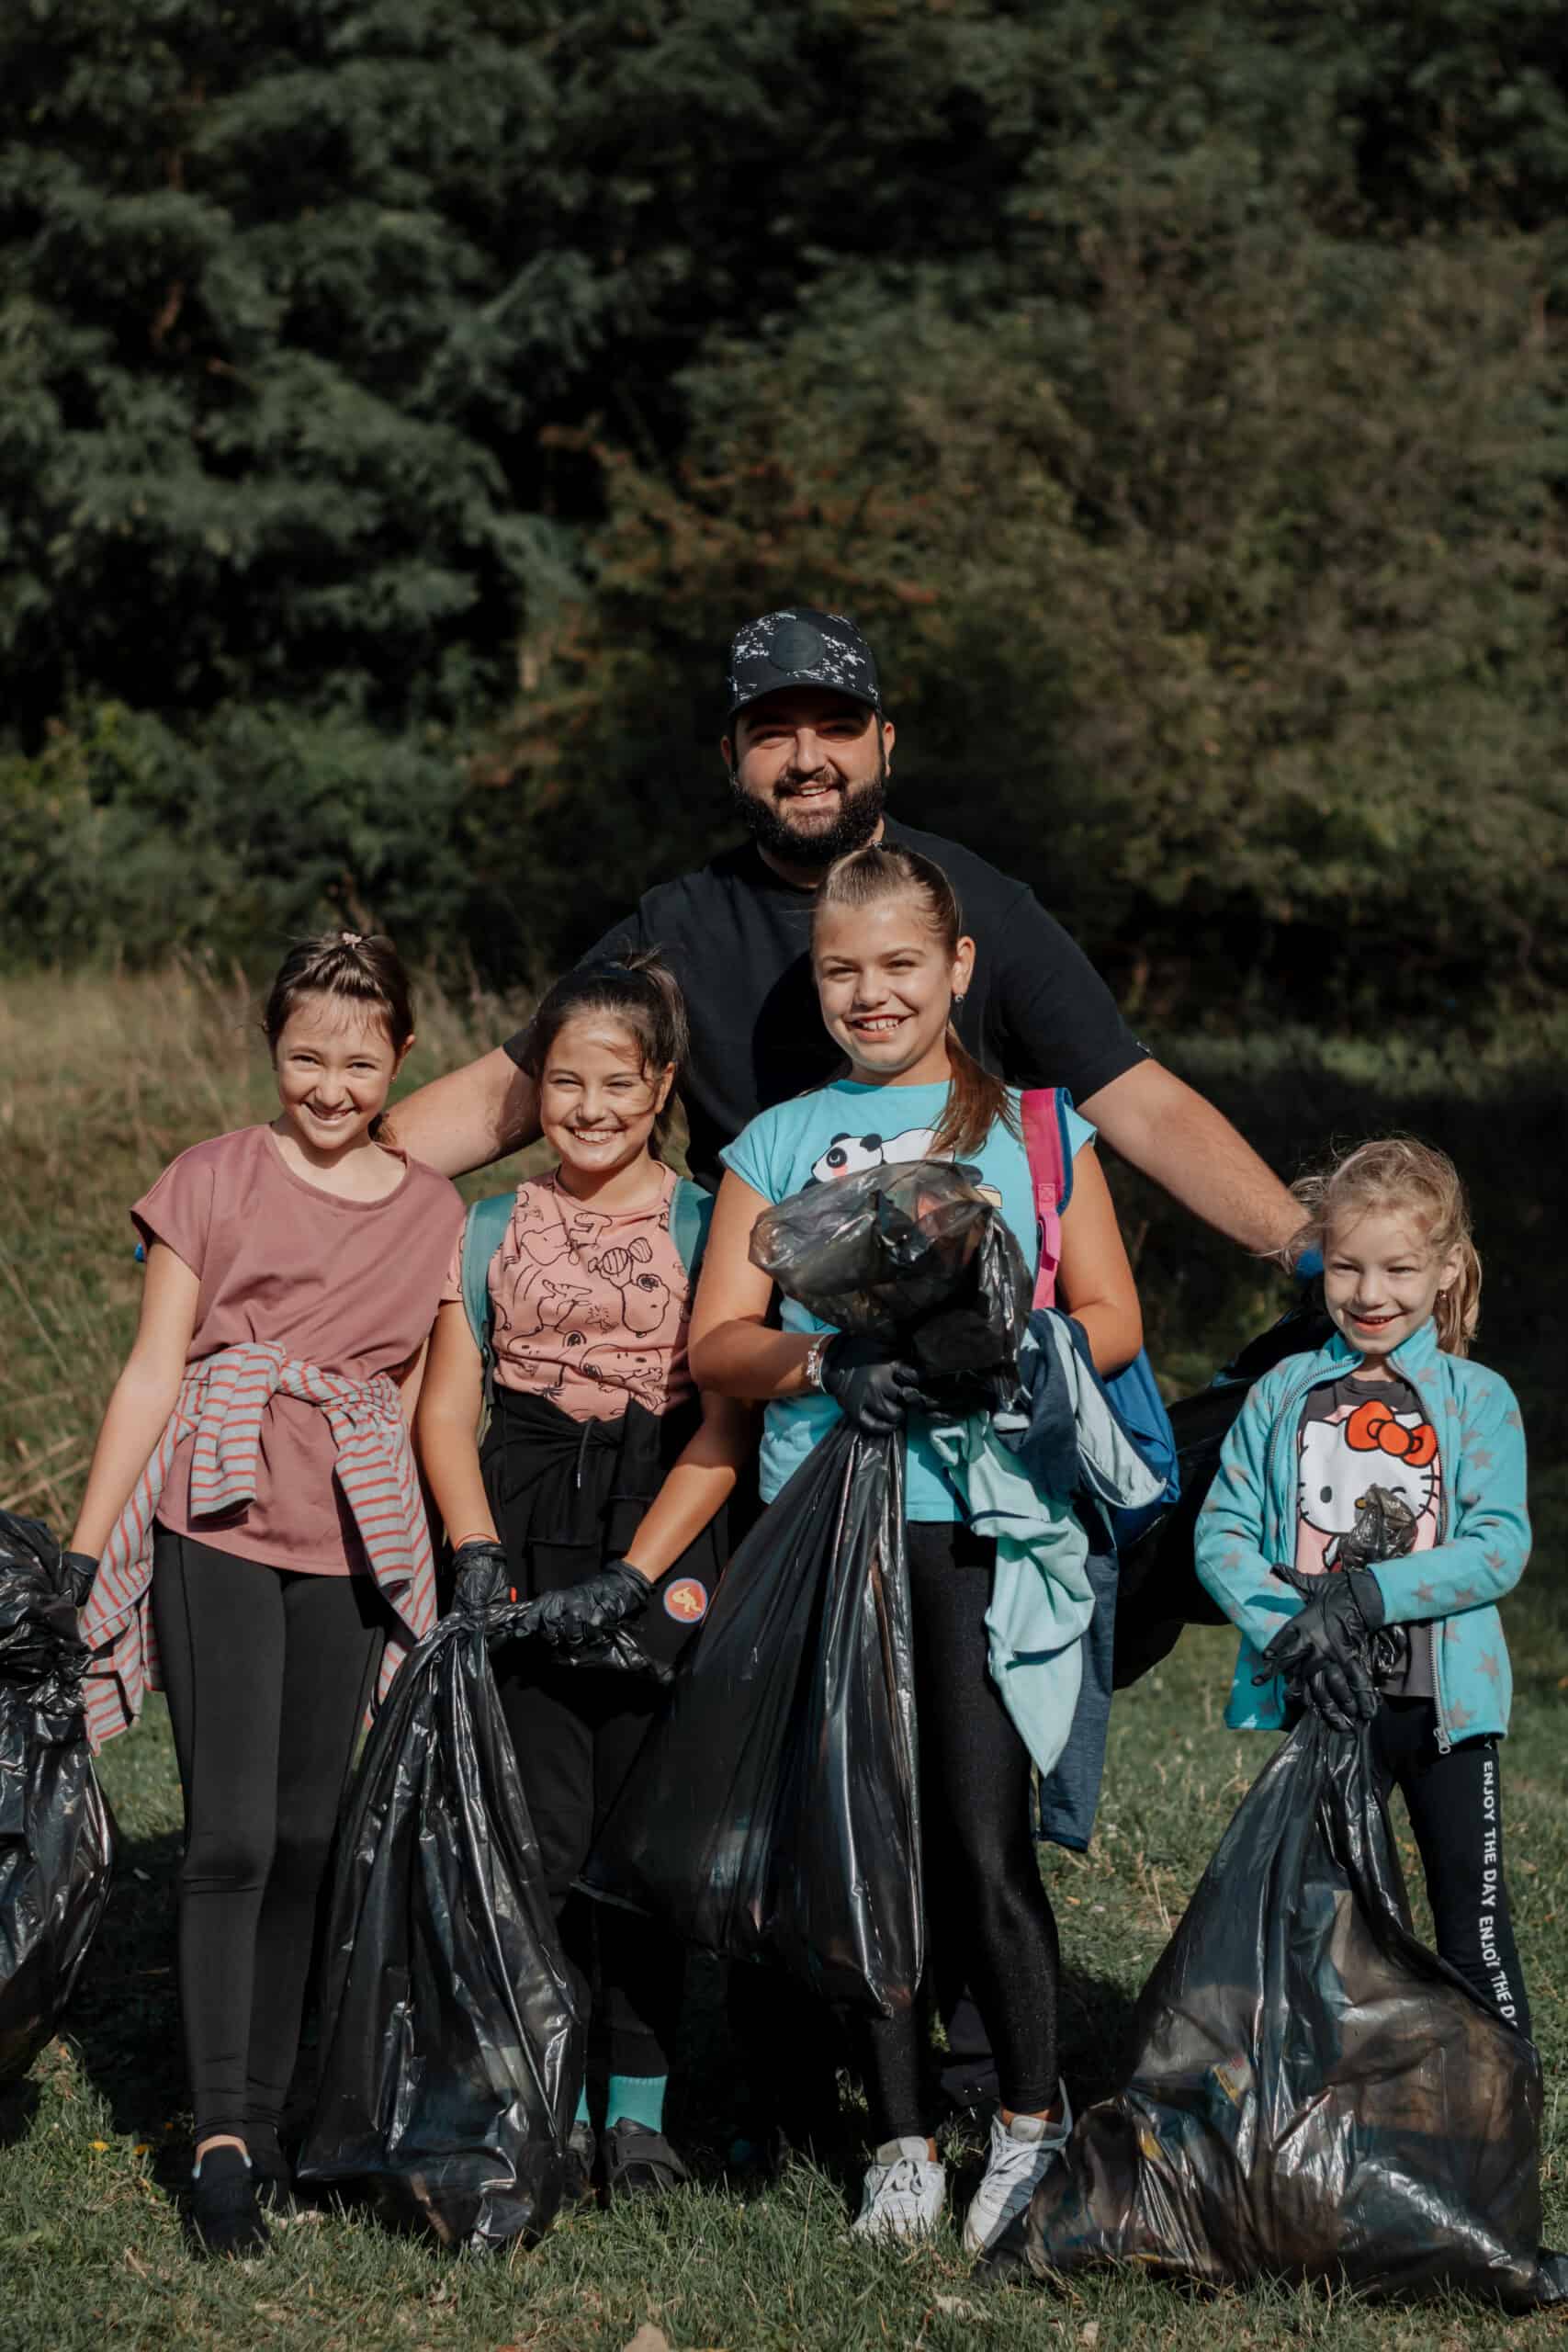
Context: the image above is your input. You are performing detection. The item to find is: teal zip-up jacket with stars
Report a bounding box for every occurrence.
[1194,1317,1529,1748]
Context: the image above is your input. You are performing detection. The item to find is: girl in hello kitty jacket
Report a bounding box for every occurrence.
[1195,1138,1533,2037]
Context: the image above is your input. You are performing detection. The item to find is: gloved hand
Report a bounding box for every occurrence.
[451,1539,512,1624]
[521,1560,650,1657]
[62,1551,99,1609]
[1258,1561,1386,1690]
[1296,1652,1380,1734]
[821,1333,931,1436]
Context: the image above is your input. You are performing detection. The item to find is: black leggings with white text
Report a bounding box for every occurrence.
[1371,1697,1530,2038]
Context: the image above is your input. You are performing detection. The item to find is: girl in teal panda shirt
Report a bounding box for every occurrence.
[689,841,1144,2253]
[1196,1136,1532,2037]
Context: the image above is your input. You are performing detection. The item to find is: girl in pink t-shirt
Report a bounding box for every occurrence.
[416,953,749,2209]
[69,933,464,2258]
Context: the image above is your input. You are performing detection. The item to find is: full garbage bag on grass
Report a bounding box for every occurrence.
[587,1161,1030,2018]
[0,1511,115,2085]
[1018,1713,1568,2308]
[299,1557,580,2252]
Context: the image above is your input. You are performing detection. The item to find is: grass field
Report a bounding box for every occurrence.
[1,967,1565,2351]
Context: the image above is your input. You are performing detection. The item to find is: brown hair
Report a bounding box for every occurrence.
[517,951,689,1151]
[811,842,1017,1163]
[1289,1136,1482,1356]
[263,931,415,1055]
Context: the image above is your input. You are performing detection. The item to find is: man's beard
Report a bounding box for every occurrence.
[728,754,887,871]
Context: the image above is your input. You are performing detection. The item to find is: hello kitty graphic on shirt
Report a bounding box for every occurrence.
[1295,1386,1441,1576]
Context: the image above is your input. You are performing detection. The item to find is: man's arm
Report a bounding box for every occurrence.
[389,1046,540,1180]
[1078,1059,1300,1257]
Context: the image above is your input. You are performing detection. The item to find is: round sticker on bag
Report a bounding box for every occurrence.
[662,1577,709,1626]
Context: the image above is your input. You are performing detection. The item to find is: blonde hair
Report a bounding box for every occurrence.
[812,843,1019,1163]
[1290,1136,1481,1356]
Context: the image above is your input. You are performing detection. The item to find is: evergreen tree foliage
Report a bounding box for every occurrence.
[2,0,1565,1005]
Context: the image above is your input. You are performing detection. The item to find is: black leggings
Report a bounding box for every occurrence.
[151,1529,385,2145]
[1371,1698,1531,2038]
[863,1521,1059,2141]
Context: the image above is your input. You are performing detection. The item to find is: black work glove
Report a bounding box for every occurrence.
[520,1560,650,1657]
[1258,1562,1386,1690]
[62,1551,99,1609]
[821,1333,931,1436]
[450,1539,512,1625]
[1297,1652,1381,1734]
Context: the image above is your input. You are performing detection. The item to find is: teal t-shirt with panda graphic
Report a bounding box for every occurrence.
[719,1077,1093,1521]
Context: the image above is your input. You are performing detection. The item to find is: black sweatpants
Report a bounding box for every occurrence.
[495,1650,681,2080]
[151,1528,385,2146]
[481,1386,708,2085]
[863,1520,1060,2142]
[1371,1697,1531,2038]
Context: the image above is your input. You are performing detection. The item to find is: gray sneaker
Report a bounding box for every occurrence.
[962,2088,1073,2256]
[852,2137,946,2242]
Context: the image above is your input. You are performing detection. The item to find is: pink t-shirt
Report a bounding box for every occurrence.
[442,1164,695,1423]
[134,1125,465,1574]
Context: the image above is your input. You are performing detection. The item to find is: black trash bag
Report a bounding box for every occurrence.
[1019,1714,1568,2308]
[588,1419,919,2015]
[1112,1294,1336,1689]
[298,1568,581,2253]
[587,1161,1030,2018]
[749,1158,1032,1419]
[0,1512,115,2086]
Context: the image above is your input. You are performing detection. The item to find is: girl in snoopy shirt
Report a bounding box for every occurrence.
[1197,1136,1532,2037]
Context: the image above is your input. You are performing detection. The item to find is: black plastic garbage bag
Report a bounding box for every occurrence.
[298,1571,580,2252]
[749,1158,1031,1418]
[0,1512,115,2086]
[588,1419,919,2015]
[1113,1295,1335,1688]
[1019,1714,1568,2308]
[588,1161,1030,2018]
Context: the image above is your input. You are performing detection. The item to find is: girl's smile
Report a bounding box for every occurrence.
[813,898,975,1086]
[1322,1206,1463,1365]
[272,995,408,1169]
[540,1015,674,1202]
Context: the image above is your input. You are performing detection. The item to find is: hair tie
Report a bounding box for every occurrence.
[340,930,364,946]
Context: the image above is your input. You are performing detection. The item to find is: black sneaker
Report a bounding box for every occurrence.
[188,2146,270,2259]
[601,2117,690,2201]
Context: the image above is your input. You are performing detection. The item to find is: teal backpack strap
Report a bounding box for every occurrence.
[460,1193,515,1385]
[670,1179,714,1280]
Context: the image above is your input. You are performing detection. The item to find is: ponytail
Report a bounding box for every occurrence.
[813,843,1017,1162]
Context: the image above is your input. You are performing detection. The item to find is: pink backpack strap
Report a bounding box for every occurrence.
[1020,1087,1069,1310]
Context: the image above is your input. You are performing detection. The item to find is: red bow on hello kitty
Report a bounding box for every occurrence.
[1345,1396,1438,1467]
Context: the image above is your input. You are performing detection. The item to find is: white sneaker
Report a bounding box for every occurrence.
[852,2137,947,2242]
[961,2087,1073,2256]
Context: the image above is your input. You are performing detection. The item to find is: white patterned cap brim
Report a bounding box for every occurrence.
[727,606,881,719]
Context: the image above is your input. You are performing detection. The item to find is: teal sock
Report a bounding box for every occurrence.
[606,2073,667,2133]
[573,2085,592,2128]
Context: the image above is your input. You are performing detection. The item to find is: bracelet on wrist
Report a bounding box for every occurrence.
[802,1332,831,1394]
[453,1532,498,1551]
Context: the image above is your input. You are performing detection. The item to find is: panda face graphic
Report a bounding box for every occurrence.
[809,1126,939,1185]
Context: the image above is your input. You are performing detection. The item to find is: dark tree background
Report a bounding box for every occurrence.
[3,0,1565,1012]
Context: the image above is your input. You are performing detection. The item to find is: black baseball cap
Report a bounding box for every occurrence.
[726,606,881,722]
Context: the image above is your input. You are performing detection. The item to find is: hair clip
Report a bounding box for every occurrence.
[340,930,364,945]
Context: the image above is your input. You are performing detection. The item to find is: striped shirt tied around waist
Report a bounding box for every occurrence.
[80,1341,436,1751]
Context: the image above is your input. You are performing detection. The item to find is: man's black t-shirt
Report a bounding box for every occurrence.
[503,820,1147,1193]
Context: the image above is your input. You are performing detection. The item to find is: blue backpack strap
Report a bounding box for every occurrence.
[670,1179,713,1279]
[460,1193,515,1378]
